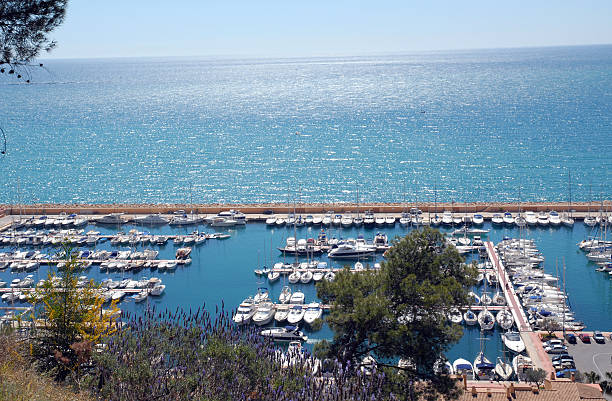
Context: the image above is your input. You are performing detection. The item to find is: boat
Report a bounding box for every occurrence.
[252,302,276,326]
[468,291,481,305]
[478,309,495,330]
[169,213,204,226]
[584,215,597,227]
[134,214,169,225]
[286,305,305,324]
[150,284,165,296]
[233,297,257,324]
[289,291,305,304]
[254,287,269,303]
[464,309,477,325]
[332,214,342,226]
[288,270,301,284]
[385,216,396,226]
[374,216,386,227]
[340,215,353,227]
[363,211,375,227]
[260,325,307,342]
[210,216,238,227]
[548,211,561,226]
[524,211,538,226]
[95,213,125,225]
[176,247,191,259]
[274,308,289,323]
[512,355,533,382]
[495,357,513,380]
[442,211,453,226]
[399,213,411,227]
[300,270,313,284]
[492,291,506,306]
[452,359,474,379]
[267,271,280,283]
[496,309,514,330]
[537,212,549,226]
[449,308,463,324]
[473,352,495,380]
[503,212,514,226]
[131,291,148,303]
[328,239,376,259]
[324,271,336,281]
[472,214,484,226]
[480,293,492,305]
[303,302,323,325]
[305,215,314,225]
[265,217,277,226]
[279,286,292,304]
[322,213,332,227]
[502,331,525,353]
[491,213,504,225]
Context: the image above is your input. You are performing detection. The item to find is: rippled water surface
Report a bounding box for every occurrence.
[0,45,611,203]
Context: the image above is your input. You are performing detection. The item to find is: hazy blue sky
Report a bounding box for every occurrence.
[47,0,612,59]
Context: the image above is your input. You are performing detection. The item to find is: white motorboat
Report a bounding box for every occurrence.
[254,287,269,303]
[286,305,305,324]
[472,214,484,226]
[233,297,257,324]
[289,291,305,304]
[502,331,525,353]
[260,325,307,342]
[131,291,148,303]
[524,211,538,226]
[324,271,336,281]
[134,214,169,225]
[495,357,513,380]
[503,212,514,226]
[399,213,411,227]
[374,216,386,227]
[449,308,463,324]
[491,213,504,225]
[169,214,204,226]
[385,216,396,226]
[279,286,291,304]
[548,211,561,226]
[150,284,165,296]
[478,309,495,330]
[464,309,477,325]
[274,308,289,322]
[452,358,474,379]
[210,216,238,227]
[332,214,342,226]
[560,212,574,227]
[95,213,125,225]
[311,216,322,225]
[303,302,323,325]
[340,215,353,227]
[480,293,492,305]
[313,271,325,281]
[492,291,506,306]
[442,211,453,226]
[496,309,514,330]
[300,270,313,284]
[584,215,597,227]
[468,291,481,305]
[537,212,549,226]
[252,302,275,326]
[328,239,376,259]
[514,215,527,227]
[430,214,442,226]
[322,213,332,226]
[275,218,286,227]
[265,217,277,226]
[473,352,495,380]
[111,290,126,301]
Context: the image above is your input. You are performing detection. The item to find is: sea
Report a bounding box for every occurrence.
[0,45,611,204]
[1,45,611,366]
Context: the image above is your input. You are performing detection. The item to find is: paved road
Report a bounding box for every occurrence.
[567,337,612,378]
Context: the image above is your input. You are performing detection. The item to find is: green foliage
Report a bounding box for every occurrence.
[316,227,476,399]
[0,0,67,65]
[309,317,323,331]
[28,244,119,382]
[585,371,601,384]
[525,368,547,387]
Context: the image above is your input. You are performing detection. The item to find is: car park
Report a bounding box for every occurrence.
[544,339,564,347]
[565,333,577,344]
[593,332,605,344]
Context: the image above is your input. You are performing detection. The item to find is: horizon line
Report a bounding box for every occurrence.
[39,42,612,62]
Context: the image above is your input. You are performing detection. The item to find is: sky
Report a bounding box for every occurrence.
[46,0,612,59]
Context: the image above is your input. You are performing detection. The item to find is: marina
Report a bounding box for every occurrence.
[1,208,611,383]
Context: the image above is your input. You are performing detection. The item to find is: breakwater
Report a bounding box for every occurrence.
[1,201,610,217]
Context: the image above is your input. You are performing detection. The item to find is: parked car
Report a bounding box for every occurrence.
[552,354,573,362]
[544,339,564,347]
[593,332,605,344]
[565,333,577,344]
[545,344,568,354]
[578,333,591,343]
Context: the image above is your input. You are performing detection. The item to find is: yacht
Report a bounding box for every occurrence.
[491,213,504,225]
[279,286,291,304]
[363,211,375,227]
[252,302,276,326]
[134,214,169,225]
[322,212,333,226]
[353,215,364,227]
[537,212,549,226]
[385,216,396,226]
[169,213,204,226]
[300,270,313,284]
[209,216,238,227]
[399,212,411,227]
[311,215,322,225]
[265,216,277,226]
[288,271,300,284]
[286,305,305,324]
[303,302,323,325]
[584,215,597,227]
[374,216,386,227]
[340,215,353,227]
[524,211,538,226]
[503,212,514,226]
[332,214,342,226]
[495,357,513,381]
[233,298,257,325]
[473,352,495,380]
[217,210,246,225]
[472,214,484,226]
[463,310,477,326]
[442,211,453,226]
[478,309,495,330]
[95,213,125,225]
[274,308,289,323]
[502,331,525,353]
[560,212,574,227]
[260,326,308,342]
[496,309,514,330]
[514,215,527,227]
[548,211,561,226]
[430,214,442,226]
[289,291,305,304]
[328,239,376,259]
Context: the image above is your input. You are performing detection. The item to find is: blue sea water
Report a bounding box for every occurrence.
[1,45,611,204]
[1,221,610,365]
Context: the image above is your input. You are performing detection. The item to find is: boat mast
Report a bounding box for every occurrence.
[562,257,566,339]
[568,171,572,218]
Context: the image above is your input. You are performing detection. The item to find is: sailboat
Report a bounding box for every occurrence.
[478,308,495,330]
[561,171,575,226]
[495,355,513,380]
[430,185,442,226]
[584,185,597,227]
[473,333,495,380]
